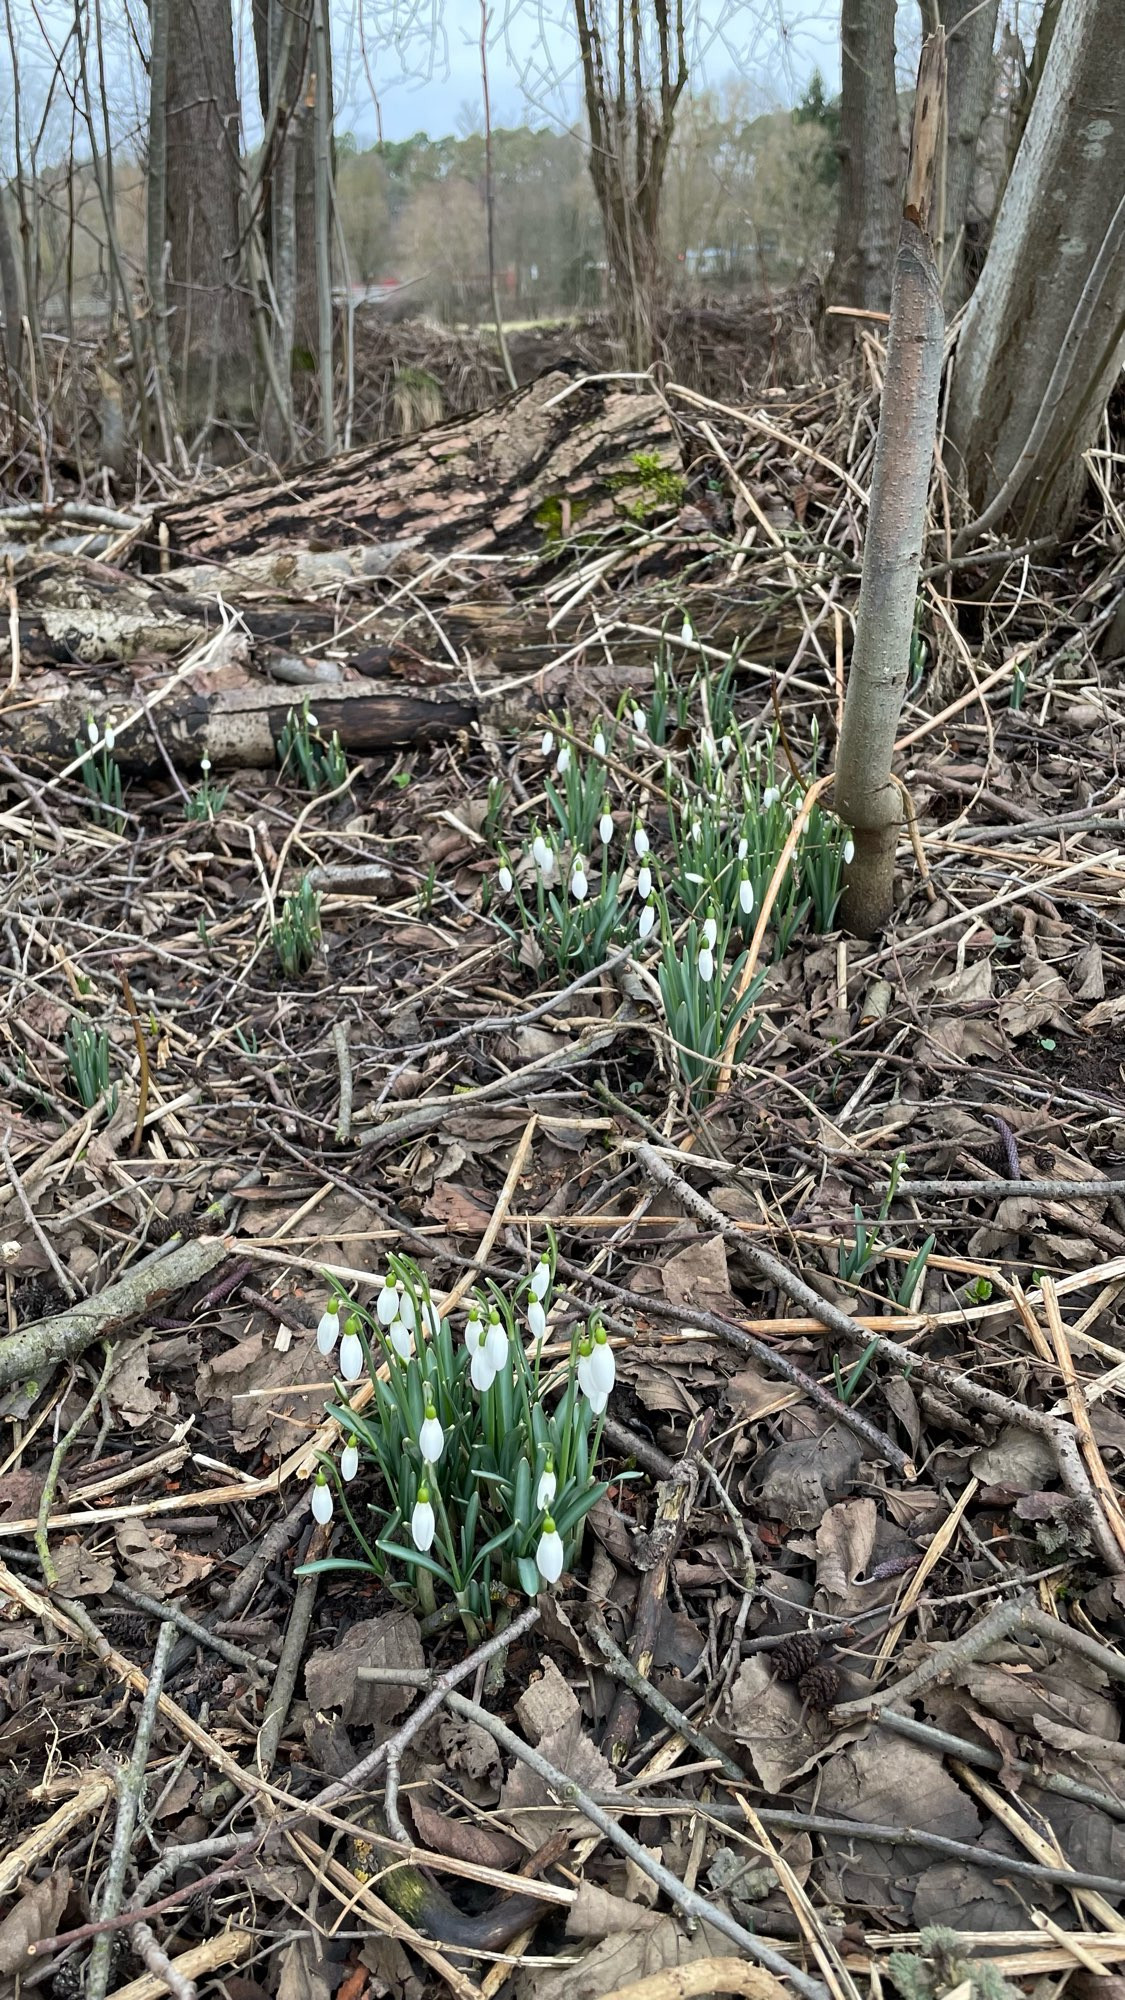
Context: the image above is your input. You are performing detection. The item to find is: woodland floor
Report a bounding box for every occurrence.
[2,346,1125,2000]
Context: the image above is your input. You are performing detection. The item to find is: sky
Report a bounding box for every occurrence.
[0,0,845,166]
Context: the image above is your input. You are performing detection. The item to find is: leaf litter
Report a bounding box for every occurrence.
[1,348,1125,2000]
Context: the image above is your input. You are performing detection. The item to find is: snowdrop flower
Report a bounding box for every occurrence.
[341,1437,359,1483]
[86,715,99,745]
[638,898,656,941]
[690,820,702,843]
[632,706,648,736]
[633,819,650,858]
[738,835,749,860]
[763,785,781,810]
[397,1290,417,1334]
[739,877,754,916]
[702,913,718,951]
[411,1483,435,1552]
[697,942,715,984]
[419,1402,445,1464]
[338,1322,365,1382]
[103,719,116,751]
[681,614,695,644]
[527,1298,547,1341]
[465,1304,484,1355]
[498,862,513,894]
[484,1310,509,1374]
[721,735,734,760]
[376,1277,400,1326]
[586,1324,615,1400]
[536,1517,565,1584]
[637,863,652,901]
[471,1345,498,1392]
[593,729,607,759]
[570,855,589,902]
[537,1461,557,1512]
[200,755,212,775]
[599,808,614,845]
[530,1258,551,1301]
[311,1472,334,1525]
[577,1338,598,1403]
[541,729,555,757]
[556,744,572,777]
[843,838,855,865]
[532,832,556,883]
[421,1296,442,1340]
[316,1301,341,1355]
[306,711,319,728]
[389,1319,413,1363]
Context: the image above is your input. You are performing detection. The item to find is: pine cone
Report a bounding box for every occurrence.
[798,1661,840,1710]
[773,1631,822,1682]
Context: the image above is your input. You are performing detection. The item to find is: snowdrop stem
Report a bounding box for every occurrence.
[428,1479,465,1591]
[414,1564,437,1617]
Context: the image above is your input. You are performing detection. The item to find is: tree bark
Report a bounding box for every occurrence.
[165,0,255,430]
[0,191,23,381]
[835,36,946,937]
[938,0,999,312]
[947,0,1125,543]
[830,0,902,312]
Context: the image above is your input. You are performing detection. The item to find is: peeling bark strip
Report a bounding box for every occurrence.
[152,374,677,564]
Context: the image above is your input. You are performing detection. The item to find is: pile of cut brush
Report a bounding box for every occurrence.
[2,355,1125,2000]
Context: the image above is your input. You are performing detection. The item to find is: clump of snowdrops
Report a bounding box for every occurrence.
[487,632,854,1103]
[303,1246,615,1637]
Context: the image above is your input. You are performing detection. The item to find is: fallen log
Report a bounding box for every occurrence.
[152,372,678,564]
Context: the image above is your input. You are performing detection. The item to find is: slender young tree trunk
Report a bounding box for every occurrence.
[312,0,335,453]
[145,0,178,449]
[947,0,1125,543]
[830,0,902,312]
[938,0,999,311]
[835,34,946,937]
[480,0,517,392]
[165,0,255,433]
[0,194,23,382]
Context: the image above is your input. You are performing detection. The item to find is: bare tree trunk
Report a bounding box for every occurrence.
[480,0,517,392]
[165,0,255,434]
[0,193,22,382]
[145,0,178,451]
[947,0,1125,544]
[938,0,999,311]
[312,0,335,453]
[835,35,946,937]
[830,0,902,312]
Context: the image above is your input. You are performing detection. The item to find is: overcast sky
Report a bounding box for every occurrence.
[0,0,846,164]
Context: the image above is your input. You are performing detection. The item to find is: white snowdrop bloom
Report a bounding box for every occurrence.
[638,900,656,941]
[338,1329,365,1382]
[86,715,99,745]
[311,1474,334,1525]
[411,1487,435,1552]
[599,811,614,845]
[843,838,855,865]
[586,1385,609,1415]
[593,729,607,758]
[465,1306,484,1355]
[397,1290,417,1333]
[419,1405,445,1463]
[738,836,749,860]
[739,877,755,916]
[698,943,715,984]
[637,863,652,901]
[537,1464,557,1511]
[527,1299,547,1341]
[577,1341,597,1401]
[389,1319,413,1363]
[376,1278,400,1326]
[306,711,319,728]
[556,744,572,776]
[570,859,589,902]
[541,730,555,757]
[632,706,648,736]
[690,820,702,843]
[684,870,704,886]
[103,721,116,751]
[341,1438,359,1483]
[498,863,513,893]
[316,1305,341,1355]
[721,735,734,759]
[421,1297,442,1339]
[702,913,718,951]
[530,1259,551,1301]
[587,1327,615,1400]
[200,755,212,775]
[484,1315,509,1374]
[763,785,781,809]
[470,1345,498,1392]
[634,821,650,858]
[536,1519,565,1583]
[681,615,695,644]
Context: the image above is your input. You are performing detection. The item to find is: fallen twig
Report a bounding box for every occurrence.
[87,1621,177,2000]
[0,1235,227,1392]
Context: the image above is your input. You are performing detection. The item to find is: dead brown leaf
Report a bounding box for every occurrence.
[51,1538,115,1597]
[276,1933,332,2000]
[501,1657,616,1839]
[659,1234,731,1312]
[567,1884,665,1938]
[408,1792,523,1869]
[815,1498,878,1609]
[114,1518,214,1597]
[304,1612,423,1728]
[512,1915,734,2000]
[0,1870,70,1973]
[722,1656,834,1791]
